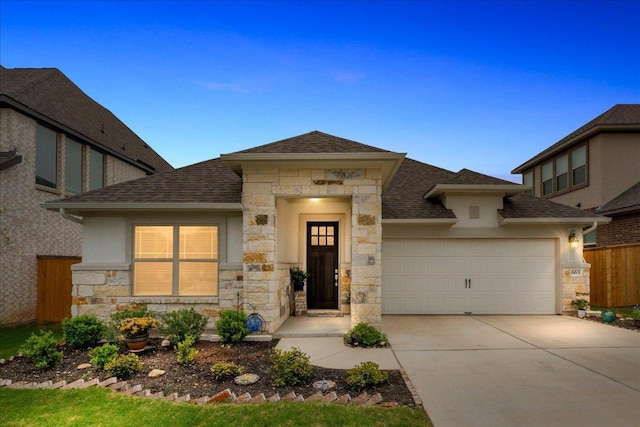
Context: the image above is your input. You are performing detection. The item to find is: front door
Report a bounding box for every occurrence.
[307,222,339,309]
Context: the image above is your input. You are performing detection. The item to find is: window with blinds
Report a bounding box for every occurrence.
[133,225,218,296]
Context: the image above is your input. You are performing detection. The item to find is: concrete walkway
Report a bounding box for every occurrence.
[382,315,640,427]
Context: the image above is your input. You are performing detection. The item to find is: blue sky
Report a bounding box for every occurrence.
[2,0,639,181]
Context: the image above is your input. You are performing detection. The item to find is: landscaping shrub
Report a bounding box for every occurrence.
[106,306,156,342]
[105,353,143,379]
[62,315,105,349]
[215,310,249,343]
[344,322,388,347]
[268,347,312,387]
[210,361,245,380]
[161,308,208,344]
[89,343,119,370]
[19,330,63,369]
[175,335,198,364]
[347,361,388,391]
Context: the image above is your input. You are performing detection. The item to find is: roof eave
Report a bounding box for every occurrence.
[424,184,527,199]
[512,124,640,174]
[42,202,243,216]
[382,218,458,225]
[498,216,612,225]
[596,204,640,216]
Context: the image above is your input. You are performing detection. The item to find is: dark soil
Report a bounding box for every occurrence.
[0,339,416,406]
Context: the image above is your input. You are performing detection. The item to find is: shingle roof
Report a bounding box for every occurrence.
[43,131,604,222]
[596,180,640,215]
[499,193,603,219]
[512,104,640,173]
[232,131,391,154]
[49,158,241,204]
[383,158,456,220]
[0,66,172,174]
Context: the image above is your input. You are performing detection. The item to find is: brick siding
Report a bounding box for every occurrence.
[596,213,640,247]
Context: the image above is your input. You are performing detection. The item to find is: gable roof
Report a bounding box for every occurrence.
[499,193,604,220]
[232,131,391,154]
[596,180,640,215]
[0,66,173,174]
[512,104,640,173]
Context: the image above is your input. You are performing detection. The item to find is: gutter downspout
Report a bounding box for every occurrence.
[60,208,83,225]
[582,221,598,236]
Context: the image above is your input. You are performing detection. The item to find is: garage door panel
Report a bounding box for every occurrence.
[382,239,556,315]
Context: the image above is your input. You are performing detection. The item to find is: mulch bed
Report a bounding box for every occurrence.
[0,339,416,406]
[583,316,640,332]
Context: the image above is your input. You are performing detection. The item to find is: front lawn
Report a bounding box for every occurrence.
[0,323,62,359]
[0,387,431,427]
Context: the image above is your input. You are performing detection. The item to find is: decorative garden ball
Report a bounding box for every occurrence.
[601,310,616,323]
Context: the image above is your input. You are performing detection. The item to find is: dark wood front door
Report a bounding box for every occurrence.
[307,222,339,309]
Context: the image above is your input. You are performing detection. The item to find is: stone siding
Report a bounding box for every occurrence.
[562,267,591,313]
[241,166,383,332]
[71,268,243,328]
[0,108,152,324]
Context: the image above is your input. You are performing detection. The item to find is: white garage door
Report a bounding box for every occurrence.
[382,239,556,314]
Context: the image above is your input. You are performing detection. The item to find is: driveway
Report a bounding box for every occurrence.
[382,315,640,427]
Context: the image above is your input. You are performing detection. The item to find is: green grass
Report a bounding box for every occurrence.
[0,323,63,359]
[0,388,431,426]
[590,305,640,319]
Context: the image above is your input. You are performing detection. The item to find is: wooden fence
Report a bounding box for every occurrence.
[37,256,81,323]
[584,243,640,307]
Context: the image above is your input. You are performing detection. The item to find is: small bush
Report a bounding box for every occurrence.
[62,315,105,349]
[210,361,245,380]
[105,353,143,379]
[344,323,388,347]
[89,344,119,370]
[161,308,208,344]
[19,330,63,369]
[268,347,312,387]
[347,361,388,391]
[105,306,156,342]
[176,335,198,364]
[216,310,249,343]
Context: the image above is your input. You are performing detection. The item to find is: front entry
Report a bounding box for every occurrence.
[307,222,339,309]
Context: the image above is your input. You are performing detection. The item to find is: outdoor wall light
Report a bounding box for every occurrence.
[568,229,579,249]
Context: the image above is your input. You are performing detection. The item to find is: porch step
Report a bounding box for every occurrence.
[307,310,344,317]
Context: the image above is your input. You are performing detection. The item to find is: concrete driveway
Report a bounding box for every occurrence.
[382,315,640,427]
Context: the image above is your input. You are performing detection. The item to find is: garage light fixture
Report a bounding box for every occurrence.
[568,229,579,249]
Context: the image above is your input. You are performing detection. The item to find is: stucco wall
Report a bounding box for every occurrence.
[0,108,152,324]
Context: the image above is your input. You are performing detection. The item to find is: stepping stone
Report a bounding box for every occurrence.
[234,373,259,385]
[313,380,336,391]
[321,391,337,403]
[334,394,351,405]
[306,391,324,402]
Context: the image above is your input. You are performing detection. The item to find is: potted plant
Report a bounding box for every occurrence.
[290,267,310,292]
[120,317,158,350]
[341,291,351,314]
[571,298,589,318]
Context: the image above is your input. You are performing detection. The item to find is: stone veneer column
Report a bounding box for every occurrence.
[349,169,383,330]
[241,168,279,332]
[562,266,591,313]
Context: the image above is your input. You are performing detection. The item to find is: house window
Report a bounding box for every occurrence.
[133,225,219,296]
[89,148,104,191]
[523,171,533,195]
[555,154,568,192]
[572,145,586,186]
[583,229,596,246]
[542,162,553,196]
[65,138,83,194]
[36,124,58,188]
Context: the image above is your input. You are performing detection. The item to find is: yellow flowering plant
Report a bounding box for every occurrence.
[119,317,158,336]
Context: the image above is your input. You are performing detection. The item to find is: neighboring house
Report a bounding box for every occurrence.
[43,131,606,333]
[0,66,173,324]
[511,104,640,247]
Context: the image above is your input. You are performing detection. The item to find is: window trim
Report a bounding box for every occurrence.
[132,224,220,297]
[539,143,589,198]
